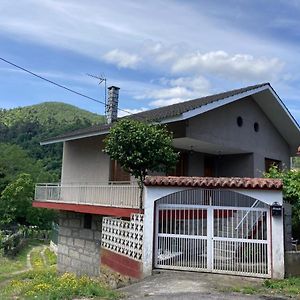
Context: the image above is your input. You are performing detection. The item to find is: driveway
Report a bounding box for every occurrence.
[119,270,287,300]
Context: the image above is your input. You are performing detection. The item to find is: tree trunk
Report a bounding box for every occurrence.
[138,174,145,211]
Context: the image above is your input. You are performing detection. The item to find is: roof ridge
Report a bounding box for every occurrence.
[129,82,269,118]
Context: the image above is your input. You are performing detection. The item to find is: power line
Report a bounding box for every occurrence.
[0,57,135,116]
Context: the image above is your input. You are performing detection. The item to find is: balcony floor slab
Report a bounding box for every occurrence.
[33,201,143,218]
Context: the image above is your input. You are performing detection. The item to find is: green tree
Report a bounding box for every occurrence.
[104,119,178,208]
[0,143,57,192]
[0,173,56,229]
[264,166,300,239]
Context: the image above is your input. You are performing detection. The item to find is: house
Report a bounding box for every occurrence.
[33,83,300,279]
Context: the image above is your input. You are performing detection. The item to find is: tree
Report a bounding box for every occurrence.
[0,143,57,193]
[264,166,300,239]
[0,173,57,229]
[104,118,178,208]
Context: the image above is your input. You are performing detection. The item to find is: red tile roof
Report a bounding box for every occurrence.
[144,176,282,190]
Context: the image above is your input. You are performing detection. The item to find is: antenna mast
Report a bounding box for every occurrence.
[87,74,107,116]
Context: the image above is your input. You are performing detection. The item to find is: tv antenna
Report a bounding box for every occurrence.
[87,74,107,114]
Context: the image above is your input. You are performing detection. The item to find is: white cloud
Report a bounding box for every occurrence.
[161,76,211,92]
[103,49,141,69]
[142,40,181,64]
[172,50,284,81]
[137,75,211,107]
[118,107,147,117]
[150,98,186,107]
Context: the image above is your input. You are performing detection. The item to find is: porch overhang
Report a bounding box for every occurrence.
[144,176,282,190]
[173,137,249,155]
[33,201,142,218]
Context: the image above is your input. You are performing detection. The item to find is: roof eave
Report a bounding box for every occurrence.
[160,85,270,124]
[40,129,110,145]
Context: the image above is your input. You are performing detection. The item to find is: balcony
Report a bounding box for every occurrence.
[34,183,141,209]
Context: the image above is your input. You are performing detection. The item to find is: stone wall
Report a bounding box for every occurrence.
[285,251,300,277]
[284,202,293,251]
[57,211,102,276]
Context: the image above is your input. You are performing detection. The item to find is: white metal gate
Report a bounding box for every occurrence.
[154,189,271,278]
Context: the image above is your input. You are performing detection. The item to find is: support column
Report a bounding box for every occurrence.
[271,212,285,278]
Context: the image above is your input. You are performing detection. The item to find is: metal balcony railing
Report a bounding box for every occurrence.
[34,182,141,209]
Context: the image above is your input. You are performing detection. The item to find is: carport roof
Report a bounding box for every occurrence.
[144,176,283,190]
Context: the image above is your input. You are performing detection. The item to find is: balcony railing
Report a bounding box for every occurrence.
[34,183,141,209]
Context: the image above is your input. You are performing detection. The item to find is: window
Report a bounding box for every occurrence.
[83,214,92,229]
[109,160,130,182]
[237,116,243,127]
[167,151,188,176]
[265,158,282,172]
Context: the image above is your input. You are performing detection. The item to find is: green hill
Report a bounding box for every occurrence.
[0,102,105,176]
[0,102,104,127]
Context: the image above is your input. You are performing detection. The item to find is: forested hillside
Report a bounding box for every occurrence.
[0,102,105,175]
[0,102,105,229]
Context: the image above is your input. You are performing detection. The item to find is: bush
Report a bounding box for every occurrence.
[264,166,300,239]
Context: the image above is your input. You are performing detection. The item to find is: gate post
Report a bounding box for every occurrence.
[271,208,285,279]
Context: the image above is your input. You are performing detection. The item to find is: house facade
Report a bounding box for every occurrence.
[33,83,300,279]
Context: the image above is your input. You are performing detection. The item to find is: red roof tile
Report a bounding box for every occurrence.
[144,176,282,190]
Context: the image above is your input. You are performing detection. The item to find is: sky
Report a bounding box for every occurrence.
[0,0,299,122]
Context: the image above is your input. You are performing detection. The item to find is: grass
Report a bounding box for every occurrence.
[0,241,120,300]
[232,277,300,298]
[1,268,120,300]
[263,277,300,296]
[0,239,43,281]
[30,247,45,270]
[44,248,57,266]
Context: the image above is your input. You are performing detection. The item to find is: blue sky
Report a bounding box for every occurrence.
[0,0,299,122]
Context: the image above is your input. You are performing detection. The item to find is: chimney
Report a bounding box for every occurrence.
[106,86,120,124]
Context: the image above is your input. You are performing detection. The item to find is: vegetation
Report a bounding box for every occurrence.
[0,173,57,230]
[0,243,119,300]
[44,248,57,266]
[232,277,300,297]
[104,118,178,208]
[0,102,104,231]
[0,239,43,282]
[0,102,104,176]
[264,165,300,239]
[291,156,300,170]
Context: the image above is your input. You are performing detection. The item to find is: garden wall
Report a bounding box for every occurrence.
[100,214,144,278]
[285,251,300,277]
[57,211,102,276]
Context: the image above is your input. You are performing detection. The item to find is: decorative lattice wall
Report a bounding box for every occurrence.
[101,214,144,261]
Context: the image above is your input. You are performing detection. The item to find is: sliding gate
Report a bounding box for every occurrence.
[154,189,271,277]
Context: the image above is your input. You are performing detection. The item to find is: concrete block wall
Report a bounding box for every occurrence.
[57,211,102,276]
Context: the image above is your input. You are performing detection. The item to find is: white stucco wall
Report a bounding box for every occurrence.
[61,136,110,184]
[143,186,285,279]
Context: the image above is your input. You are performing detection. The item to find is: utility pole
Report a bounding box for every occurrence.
[87,74,107,116]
